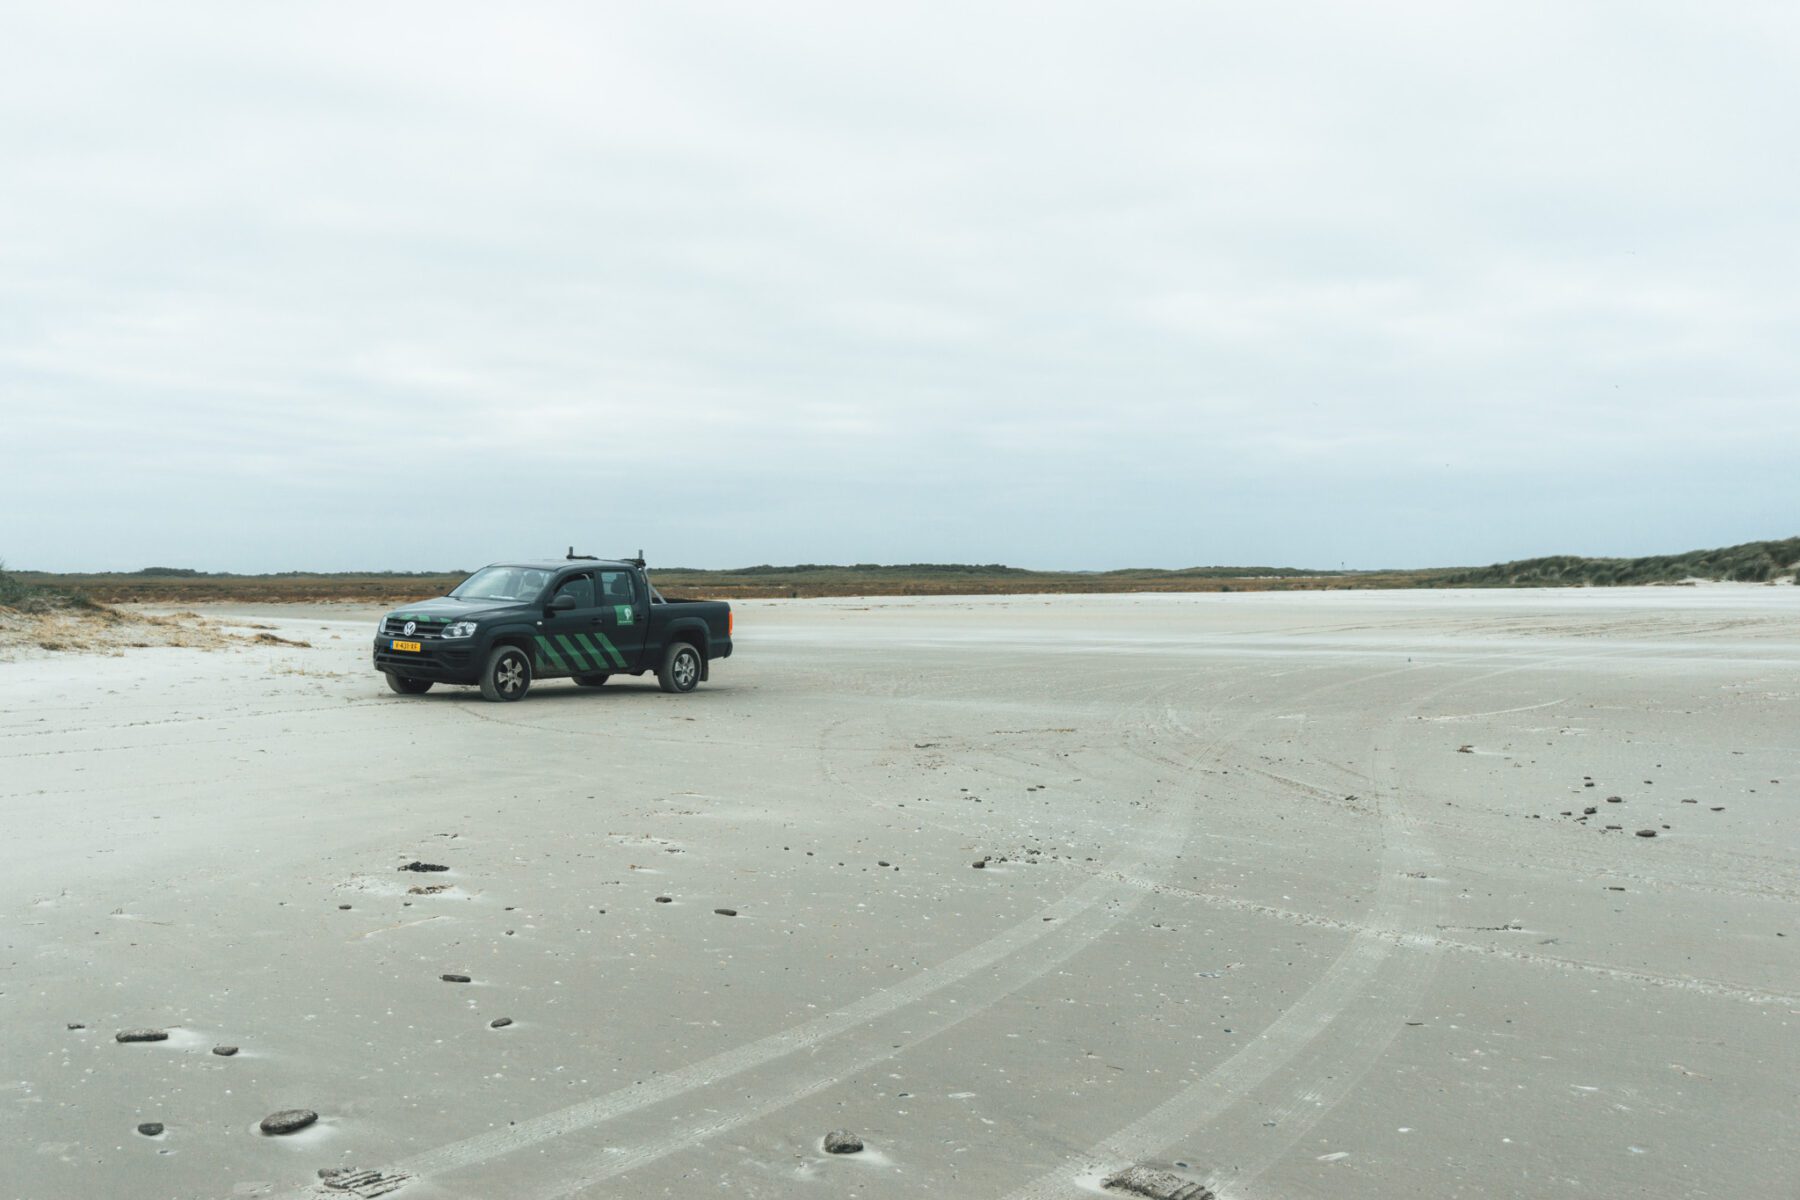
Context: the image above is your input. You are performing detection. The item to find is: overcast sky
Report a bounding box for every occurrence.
[2,2,1796,572]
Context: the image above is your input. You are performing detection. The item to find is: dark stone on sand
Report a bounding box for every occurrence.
[823,1130,864,1154]
[1636,829,1657,837]
[972,858,988,869]
[714,908,738,917]
[1102,1165,1214,1199]
[400,861,448,872]
[116,1029,168,1043]
[1583,807,1597,815]
[320,1168,413,1192]
[441,973,472,983]
[213,1045,238,1056]
[67,1022,84,1030]
[260,1109,318,1135]
[339,904,352,910]
[490,1017,513,1029]
[655,896,672,903]
[137,1122,164,1137]
[1606,796,1623,803]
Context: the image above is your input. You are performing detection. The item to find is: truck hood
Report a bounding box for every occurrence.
[383,595,530,624]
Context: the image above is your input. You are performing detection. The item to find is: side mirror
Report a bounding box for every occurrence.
[548,593,577,612]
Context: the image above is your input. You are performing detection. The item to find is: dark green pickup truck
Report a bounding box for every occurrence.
[371,554,732,701]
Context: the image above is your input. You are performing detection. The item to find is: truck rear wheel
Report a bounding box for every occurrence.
[385,673,432,695]
[574,674,610,687]
[658,642,702,694]
[481,645,533,702]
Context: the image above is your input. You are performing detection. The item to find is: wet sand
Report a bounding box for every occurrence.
[3,588,1796,1199]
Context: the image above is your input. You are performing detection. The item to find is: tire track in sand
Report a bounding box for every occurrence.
[277,658,1408,1198]
[479,661,1435,1198]
[1002,649,1646,1199]
[269,669,1207,1198]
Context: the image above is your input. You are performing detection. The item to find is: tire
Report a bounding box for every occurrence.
[574,674,611,688]
[658,642,702,694]
[480,645,533,702]
[385,673,432,695]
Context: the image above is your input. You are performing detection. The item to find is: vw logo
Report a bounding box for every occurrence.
[402,621,417,636]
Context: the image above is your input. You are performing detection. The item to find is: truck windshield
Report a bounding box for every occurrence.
[451,566,550,603]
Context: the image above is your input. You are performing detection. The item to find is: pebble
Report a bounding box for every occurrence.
[137,1122,164,1137]
[1606,796,1623,803]
[441,973,472,983]
[67,1022,84,1030]
[338,904,352,910]
[823,1129,864,1154]
[213,1045,239,1056]
[655,896,672,903]
[260,1109,319,1136]
[490,1017,513,1029]
[400,861,448,872]
[714,908,738,917]
[972,858,988,869]
[1636,829,1658,838]
[1583,807,1597,815]
[116,1029,168,1043]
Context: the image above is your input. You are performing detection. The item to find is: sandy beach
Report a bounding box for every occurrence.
[4,587,1796,1199]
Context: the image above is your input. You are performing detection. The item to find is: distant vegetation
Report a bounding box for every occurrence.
[1428,537,1800,588]
[12,536,1795,604]
[0,560,94,612]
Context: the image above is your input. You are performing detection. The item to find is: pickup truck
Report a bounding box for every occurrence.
[371,555,732,701]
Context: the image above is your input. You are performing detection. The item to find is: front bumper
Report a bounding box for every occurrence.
[372,637,477,683]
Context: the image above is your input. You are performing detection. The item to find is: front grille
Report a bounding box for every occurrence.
[381,617,446,639]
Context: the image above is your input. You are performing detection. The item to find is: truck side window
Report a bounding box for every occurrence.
[598,571,633,604]
[553,572,595,608]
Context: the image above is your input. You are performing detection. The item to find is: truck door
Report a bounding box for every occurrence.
[535,571,615,679]
[594,567,650,670]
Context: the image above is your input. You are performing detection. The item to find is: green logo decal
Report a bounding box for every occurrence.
[615,605,634,625]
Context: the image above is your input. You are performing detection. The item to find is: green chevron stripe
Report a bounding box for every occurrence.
[591,630,627,669]
[555,635,594,673]
[535,636,567,673]
[571,633,600,667]
[573,632,617,670]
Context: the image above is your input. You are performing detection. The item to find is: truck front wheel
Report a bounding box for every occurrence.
[658,643,702,694]
[481,645,533,702]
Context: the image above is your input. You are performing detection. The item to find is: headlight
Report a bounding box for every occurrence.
[444,621,478,639]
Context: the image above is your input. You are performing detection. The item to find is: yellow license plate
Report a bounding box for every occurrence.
[391,640,422,653]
